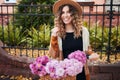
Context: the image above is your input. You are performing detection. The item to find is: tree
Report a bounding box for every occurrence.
[13,0,56,30]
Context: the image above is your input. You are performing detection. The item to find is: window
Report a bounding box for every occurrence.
[77,0,93,2]
[4,0,16,3]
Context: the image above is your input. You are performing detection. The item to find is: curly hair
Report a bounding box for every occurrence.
[54,4,82,39]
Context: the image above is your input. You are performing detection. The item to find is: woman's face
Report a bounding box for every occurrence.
[61,5,72,25]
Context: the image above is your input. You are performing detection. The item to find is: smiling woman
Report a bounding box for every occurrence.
[48,0,90,80]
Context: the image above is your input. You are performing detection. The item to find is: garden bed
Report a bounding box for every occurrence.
[4,48,120,64]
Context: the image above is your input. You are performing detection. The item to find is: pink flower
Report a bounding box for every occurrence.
[55,67,65,77]
[65,59,83,76]
[29,56,50,76]
[35,56,49,65]
[29,63,38,74]
[38,65,47,76]
[68,50,87,65]
[45,59,59,74]
[66,66,76,76]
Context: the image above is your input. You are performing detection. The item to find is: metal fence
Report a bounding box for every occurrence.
[0,3,120,62]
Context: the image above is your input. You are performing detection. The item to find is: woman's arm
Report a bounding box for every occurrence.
[48,27,61,59]
[48,36,59,58]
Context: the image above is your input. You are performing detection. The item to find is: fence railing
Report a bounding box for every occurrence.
[0,4,120,62]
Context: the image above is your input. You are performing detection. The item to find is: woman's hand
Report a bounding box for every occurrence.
[85,46,93,55]
[88,52,100,62]
[51,27,59,36]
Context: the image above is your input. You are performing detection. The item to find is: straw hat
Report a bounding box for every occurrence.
[53,0,82,16]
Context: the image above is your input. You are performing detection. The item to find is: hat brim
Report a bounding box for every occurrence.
[53,0,82,16]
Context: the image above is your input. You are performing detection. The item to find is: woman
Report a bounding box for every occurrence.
[49,0,90,80]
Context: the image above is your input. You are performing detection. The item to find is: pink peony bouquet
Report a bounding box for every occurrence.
[29,50,87,79]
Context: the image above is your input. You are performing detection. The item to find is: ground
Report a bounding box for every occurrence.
[4,48,120,64]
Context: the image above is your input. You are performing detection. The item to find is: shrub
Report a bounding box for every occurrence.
[27,24,51,48]
[0,24,27,46]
